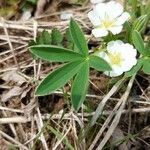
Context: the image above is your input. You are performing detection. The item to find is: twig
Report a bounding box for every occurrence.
[89,77,126,127]
[1,106,150,124]
[0,106,24,113]
[0,130,29,150]
[35,0,47,17]
[0,48,27,63]
[0,44,27,57]
[96,75,135,150]
[1,18,20,70]
[88,94,124,150]
[0,102,19,139]
[52,124,72,150]
[35,107,49,150]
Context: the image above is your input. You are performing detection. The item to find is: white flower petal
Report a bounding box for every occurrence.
[92,28,108,37]
[94,3,106,19]
[98,51,106,58]
[98,51,111,63]
[88,1,130,37]
[101,41,137,77]
[107,40,123,52]
[121,58,137,71]
[115,12,130,25]
[121,44,137,57]
[108,26,123,34]
[106,1,123,19]
[90,0,104,4]
[88,11,100,26]
[104,65,123,77]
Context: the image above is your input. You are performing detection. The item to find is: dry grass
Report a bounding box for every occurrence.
[0,1,150,150]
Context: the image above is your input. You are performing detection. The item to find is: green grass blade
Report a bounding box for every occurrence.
[132,30,146,55]
[89,55,111,71]
[71,61,89,111]
[133,15,148,32]
[29,45,84,62]
[36,60,84,96]
[47,126,74,150]
[69,18,88,56]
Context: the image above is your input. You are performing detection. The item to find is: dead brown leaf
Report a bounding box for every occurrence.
[1,86,23,102]
[2,71,26,85]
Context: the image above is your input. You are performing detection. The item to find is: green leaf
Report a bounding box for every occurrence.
[146,0,150,17]
[28,40,38,60]
[37,30,51,44]
[124,21,132,33]
[145,41,150,56]
[125,58,143,77]
[41,30,52,44]
[65,28,78,51]
[30,45,84,62]
[36,60,84,96]
[69,18,88,56]
[142,58,150,74]
[124,21,132,42]
[132,30,146,55]
[51,28,63,45]
[71,61,89,111]
[89,55,111,71]
[29,30,52,60]
[28,40,36,46]
[133,15,148,32]
[65,28,73,43]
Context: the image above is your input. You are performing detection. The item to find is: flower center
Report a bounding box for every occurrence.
[108,51,122,65]
[102,19,114,28]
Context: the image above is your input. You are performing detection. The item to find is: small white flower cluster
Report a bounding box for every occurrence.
[88,1,130,37]
[88,0,137,77]
[98,40,137,77]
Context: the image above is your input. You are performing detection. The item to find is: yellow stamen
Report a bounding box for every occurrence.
[102,19,114,28]
[108,51,122,65]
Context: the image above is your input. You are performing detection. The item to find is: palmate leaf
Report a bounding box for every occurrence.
[30,45,84,62]
[89,55,111,71]
[69,18,88,56]
[71,61,89,111]
[30,18,116,112]
[36,60,84,96]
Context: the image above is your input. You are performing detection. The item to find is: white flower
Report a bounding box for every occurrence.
[90,0,105,4]
[98,40,137,77]
[88,1,130,37]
